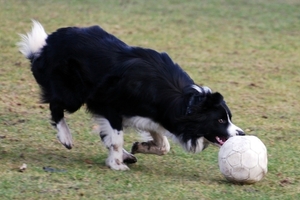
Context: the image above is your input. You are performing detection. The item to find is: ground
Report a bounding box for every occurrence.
[0,0,299,199]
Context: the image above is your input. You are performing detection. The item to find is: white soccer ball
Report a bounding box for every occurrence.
[218,136,268,184]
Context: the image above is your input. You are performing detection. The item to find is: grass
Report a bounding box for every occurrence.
[1,0,300,199]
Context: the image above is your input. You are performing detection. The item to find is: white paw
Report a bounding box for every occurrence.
[57,134,72,149]
[106,157,130,170]
[162,136,171,154]
[56,119,72,149]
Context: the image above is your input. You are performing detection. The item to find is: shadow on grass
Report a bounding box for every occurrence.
[4,143,215,179]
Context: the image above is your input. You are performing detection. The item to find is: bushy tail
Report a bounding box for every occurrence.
[17,20,48,61]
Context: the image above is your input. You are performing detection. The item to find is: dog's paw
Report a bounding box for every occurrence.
[131,142,139,154]
[123,149,137,164]
[106,158,130,170]
[57,134,72,149]
[56,120,73,149]
[130,140,170,155]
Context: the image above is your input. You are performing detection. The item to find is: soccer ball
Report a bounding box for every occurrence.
[218,136,268,184]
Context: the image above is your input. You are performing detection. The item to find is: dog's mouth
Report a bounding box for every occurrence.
[215,136,229,146]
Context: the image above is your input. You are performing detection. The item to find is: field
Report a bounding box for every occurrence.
[1,0,300,199]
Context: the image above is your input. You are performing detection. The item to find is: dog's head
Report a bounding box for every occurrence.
[178,86,244,152]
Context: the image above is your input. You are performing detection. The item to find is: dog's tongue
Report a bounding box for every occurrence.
[216,136,227,145]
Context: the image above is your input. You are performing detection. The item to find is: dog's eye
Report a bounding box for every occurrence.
[218,119,226,123]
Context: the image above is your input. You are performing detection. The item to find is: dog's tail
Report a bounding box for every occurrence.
[17,20,48,62]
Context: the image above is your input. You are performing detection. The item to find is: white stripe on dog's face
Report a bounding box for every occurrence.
[226,113,244,136]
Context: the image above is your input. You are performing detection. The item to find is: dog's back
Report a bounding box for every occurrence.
[30,24,194,119]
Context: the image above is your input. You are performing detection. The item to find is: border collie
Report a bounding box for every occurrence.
[18,21,244,170]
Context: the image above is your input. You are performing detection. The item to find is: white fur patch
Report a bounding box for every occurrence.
[191,85,212,94]
[96,116,129,170]
[18,20,47,59]
[106,130,129,170]
[56,119,72,148]
[123,116,174,141]
[123,117,171,153]
[226,113,244,136]
[97,117,122,146]
[181,137,209,153]
[123,117,161,132]
[161,136,171,153]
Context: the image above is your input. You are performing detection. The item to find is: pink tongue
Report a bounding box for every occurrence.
[216,136,225,145]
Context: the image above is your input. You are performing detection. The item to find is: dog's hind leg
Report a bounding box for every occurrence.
[50,102,73,149]
[97,116,131,170]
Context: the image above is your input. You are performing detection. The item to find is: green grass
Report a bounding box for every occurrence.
[1,0,300,199]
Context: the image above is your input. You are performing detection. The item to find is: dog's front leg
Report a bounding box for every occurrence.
[97,117,130,170]
[131,132,170,156]
[122,148,137,164]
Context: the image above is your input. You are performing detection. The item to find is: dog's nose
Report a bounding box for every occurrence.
[237,130,245,136]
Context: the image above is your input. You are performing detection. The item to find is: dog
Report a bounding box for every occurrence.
[18,20,244,170]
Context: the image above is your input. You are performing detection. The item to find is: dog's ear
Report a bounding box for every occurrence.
[211,92,224,105]
[203,92,224,108]
[185,88,223,115]
[185,92,208,115]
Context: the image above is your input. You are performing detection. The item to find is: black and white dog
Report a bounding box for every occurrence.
[18,21,244,170]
